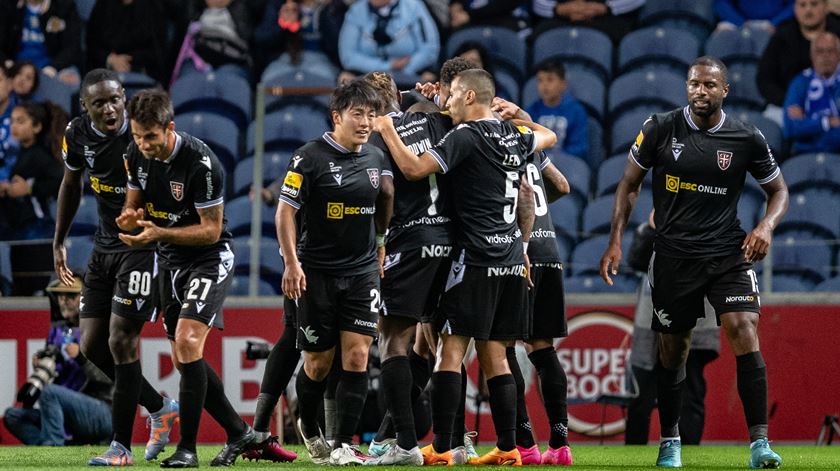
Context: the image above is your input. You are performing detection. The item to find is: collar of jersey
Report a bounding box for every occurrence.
[322,132,362,154]
[90,111,129,138]
[682,105,726,133]
[386,111,402,118]
[162,132,183,164]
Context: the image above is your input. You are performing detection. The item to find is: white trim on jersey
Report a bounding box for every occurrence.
[628,150,649,171]
[755,167,781,185]
[194,196,224,209]
[279,195,301,209]
[322,132,352,154]
[63,160,82,171]
[427,148,448,173]
[682,106,727,134]
[162,133,184,164]
[127,182,140,190]
[382,169,394,177]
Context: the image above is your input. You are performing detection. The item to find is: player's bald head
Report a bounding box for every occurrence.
[452,68,495,106]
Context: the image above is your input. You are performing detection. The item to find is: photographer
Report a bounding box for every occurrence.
[3,276,113,446]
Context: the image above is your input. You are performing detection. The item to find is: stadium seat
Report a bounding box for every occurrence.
[229,275,280,296]
[776,190,840,239]
[174,112,240,172]
[705,26,772,65]
[726,63,764,111]
[738,189,763,232]
[225,196,276,237]
[771,272,817,292]
[610,106,669,155]
[608,68,685,117]
[171,72,252,131]
[34,72,78,115]
[69,195,99,236]
[814,276,840,292]
[773,229,835,282]
[733,111,783,155]
[532,27,613,81]
[570,233,632,276]
[618,27,701,74]
[246,105,331,155]
[549,196,582,244]
[232,152,293,196]
[446,26,527,79]
[582,194,651,237]
[554,237,572,263]
[596,154,653,197]
[780,153,840,193]
[564,274,638,293]
[546,152,591,206]
[494,68,520,103]
[262,68,335,111]
[639,0,714,42]
[65,236,94,272]
[586,117,606,171]
[232,236,285,286]
[117,72,158,100]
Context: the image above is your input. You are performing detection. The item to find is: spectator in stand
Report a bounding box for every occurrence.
[254,0,339,79]
[0,65,19,186]
[0,0,81,85]
[525,59,589,159]
[784,31,840,154]
[532,0,645,45]
[9,61,39,101]
[714,0,794,31]
[0,101,66,240]
[759,0,840,111]
[449,0,531,32]
[85,0,170,85]
[338,0,439,77]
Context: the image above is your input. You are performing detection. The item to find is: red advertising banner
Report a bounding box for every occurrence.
[0,304,838,444]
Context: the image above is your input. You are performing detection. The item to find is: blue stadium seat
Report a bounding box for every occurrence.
[228,275,280,296]
[246,105,331,155]
[726,63,764,111]
[532,27,613,81]
[608,68,685,117]
[733,111,783,155]
[586,117,605,171]
[569,233,633,277]
[705,26,772,65]
[65,236,94,272]
[116,72,158,100]
[549,196,582,244]
[776,190,840,239]
[773,229,835,282]
[522,76,539,110]
[446,26,527,79]
[596,154,653,197]
[171,72,252,131]
[262,68,335,111]
[232,152,292,196]
[494,68,520,103]
[771,272,817,292]
[565,274,639,293]
[582,194,651,237]
[780,153,840,193]
[618,27,701,74]
[738,189,763,232]
[34,72,78,115]
[814,276,840,292]
[554,237,572,263]
[175,112,240,172]
[610,106,669,155]
[546,153,591,206]
[0,241,11,290]
[639,0,714,42]
[69,195,99,236]
[225,196,276,237]
[232,236,285,286]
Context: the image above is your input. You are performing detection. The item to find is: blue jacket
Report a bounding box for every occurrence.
[783,67,840,155]
[338,0,439,75]
[714,0,793,27]
[526,91,589,159]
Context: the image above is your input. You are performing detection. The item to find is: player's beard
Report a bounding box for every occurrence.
[690,99,719,118]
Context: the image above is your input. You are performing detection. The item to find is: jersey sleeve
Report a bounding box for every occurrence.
[629,115,659,171]
[427,125,476,174]
[62,122,83,171]
[514,124,538,157]
[747,126,781,185]
[380,147,393,178]
[279,150,310,210]
[124,144,141,190]
[192,153,226,209]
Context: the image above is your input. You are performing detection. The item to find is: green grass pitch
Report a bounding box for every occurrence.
[0,445,838,470]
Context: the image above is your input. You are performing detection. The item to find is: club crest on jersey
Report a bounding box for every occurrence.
[671,138,684,161]
[170,181,184,201]
[367,168,380,188]
[717,150,732,171]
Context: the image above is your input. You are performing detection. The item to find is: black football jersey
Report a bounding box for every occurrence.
[63,114,141,252]
[279,133,392,275]
[525,152,561,263]
[368,110,454,252]
[630,106,781,258]
[124,132,232,269]
[428,118,537,266]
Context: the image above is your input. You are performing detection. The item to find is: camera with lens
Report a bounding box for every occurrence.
[16,345,61,408]
[245,341,271,360]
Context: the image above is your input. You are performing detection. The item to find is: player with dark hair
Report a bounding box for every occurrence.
[373,68,557,466]
[119,89,258,468]
[600,56,788,469]
[278,79,394,466]
[53,69,178,466]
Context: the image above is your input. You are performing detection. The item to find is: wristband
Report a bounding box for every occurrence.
[376,234,386,248]
[523,241,529,253]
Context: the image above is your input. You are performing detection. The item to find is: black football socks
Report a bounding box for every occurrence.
[736,351,769,442]
[204,362,248,440]
[655,361,686,439]
[333,370,369,448]
[507,347,536,448]
[528,346,569,448]
[295,368,327,439]
[431,370,461,452]
[112,360,142,449]
[178,359,208,452]
[487,374,517,452]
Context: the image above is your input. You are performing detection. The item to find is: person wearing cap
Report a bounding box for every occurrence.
[3,274,114,446]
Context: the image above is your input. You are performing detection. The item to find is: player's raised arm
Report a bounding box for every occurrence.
[510,118,557,152]
[372,115,441,180]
